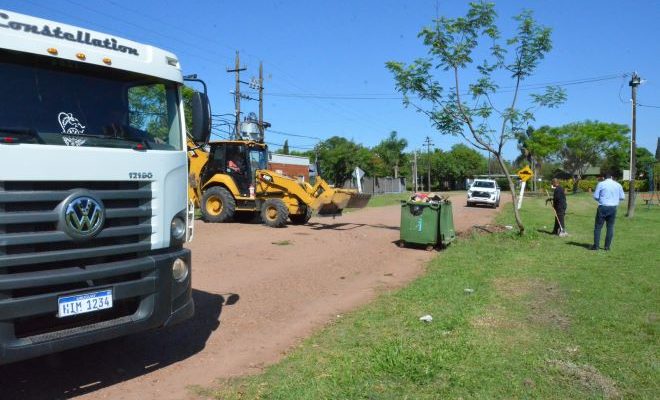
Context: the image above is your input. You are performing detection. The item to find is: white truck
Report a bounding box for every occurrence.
[466,178,501,208]
[0,10,210,364]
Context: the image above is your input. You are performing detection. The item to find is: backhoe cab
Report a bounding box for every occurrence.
[188,138,371,227]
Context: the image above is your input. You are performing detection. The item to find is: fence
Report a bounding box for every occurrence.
[342,177,406,194]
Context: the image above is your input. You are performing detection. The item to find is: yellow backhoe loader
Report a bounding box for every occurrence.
[188,138,371,227]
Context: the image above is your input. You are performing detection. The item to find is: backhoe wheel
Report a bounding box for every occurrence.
[201,186,236,223]
[289,206,313,225]
[261,198,289,228]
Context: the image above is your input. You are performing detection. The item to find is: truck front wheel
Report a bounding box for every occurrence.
[201,186,236,222]
[261,198,289,228]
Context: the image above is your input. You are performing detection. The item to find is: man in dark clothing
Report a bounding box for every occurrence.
[546,178,567,235]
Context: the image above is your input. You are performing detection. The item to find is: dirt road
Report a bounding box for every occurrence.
[0,195,503,400]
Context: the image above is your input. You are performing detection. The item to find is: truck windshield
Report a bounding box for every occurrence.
[0,50,182,150]
[473,181,495,188]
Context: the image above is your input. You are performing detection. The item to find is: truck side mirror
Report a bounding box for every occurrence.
[190,91,211,144]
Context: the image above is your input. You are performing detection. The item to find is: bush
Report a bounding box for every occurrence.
[577,178,598,192]
[559,179,574,192]
[622,179,648,192]
[496,178,510,191]
[551,178,648,192]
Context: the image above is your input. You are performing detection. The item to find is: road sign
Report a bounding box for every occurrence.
[352,167,365,180]
[517,166,534,182]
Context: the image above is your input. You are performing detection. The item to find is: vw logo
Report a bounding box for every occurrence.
[60,194,105,240]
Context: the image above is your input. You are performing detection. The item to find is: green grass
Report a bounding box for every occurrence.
[365,191,465,208]
[364,192,412,208]
[271,240,292,246]
[197,196,659,399]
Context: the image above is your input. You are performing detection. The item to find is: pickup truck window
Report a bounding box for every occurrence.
[473,181,495,188]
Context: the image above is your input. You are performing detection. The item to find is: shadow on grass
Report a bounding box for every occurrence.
[565,241,593,249]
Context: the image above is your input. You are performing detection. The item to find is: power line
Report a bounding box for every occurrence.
[101,0,395,134]
[424,136,433,191]
[265,93,403,100]
[638,103,660,109]
[23,0,231,67]
[252,73,625,101]
[618,74,632,103]
[102,0,235,62]
[265,141,315,151]
[268,129,322,140]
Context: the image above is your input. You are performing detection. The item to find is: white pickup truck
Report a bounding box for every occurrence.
[466,179,500,208]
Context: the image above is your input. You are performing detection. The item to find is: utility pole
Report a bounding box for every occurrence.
[413,151,418,192]
[258,61,264,137]
[488,153,491,177]
[424,136,433,191]
[227,51,247,139]
[626,72,641,218]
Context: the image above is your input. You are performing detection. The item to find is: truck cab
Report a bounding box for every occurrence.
[0,10,208,364]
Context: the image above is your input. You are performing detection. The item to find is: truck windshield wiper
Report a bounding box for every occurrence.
[68,132,151,150]
[0,127,43,144]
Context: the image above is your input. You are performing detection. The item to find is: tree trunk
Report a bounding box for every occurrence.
[496,155,525,234]
[394,163,399,179]
[572,176,580,194]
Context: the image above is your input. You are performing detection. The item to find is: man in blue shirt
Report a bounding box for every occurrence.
[591,173,625,250]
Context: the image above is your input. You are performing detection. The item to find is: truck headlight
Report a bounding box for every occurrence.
[171,216,186,240]
[172,258,189,282]
[171,210,187,246]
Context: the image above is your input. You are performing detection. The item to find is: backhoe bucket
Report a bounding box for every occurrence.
[345,193,371,209]
[315,190,371,217]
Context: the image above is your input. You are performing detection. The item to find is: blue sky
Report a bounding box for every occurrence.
[3,0,659,159]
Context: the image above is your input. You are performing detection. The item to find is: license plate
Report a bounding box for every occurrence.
[57,289,113,318]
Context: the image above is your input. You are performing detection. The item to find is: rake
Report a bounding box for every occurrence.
[551,206,568,237]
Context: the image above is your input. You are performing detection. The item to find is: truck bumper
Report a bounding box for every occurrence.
[0,248,193,365]
[467,195,498,206]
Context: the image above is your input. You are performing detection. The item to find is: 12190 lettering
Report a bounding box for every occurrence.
[128,172,153,180]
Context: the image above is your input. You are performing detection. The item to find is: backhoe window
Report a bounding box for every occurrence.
[249,148,268,172]
[0,50,182,150]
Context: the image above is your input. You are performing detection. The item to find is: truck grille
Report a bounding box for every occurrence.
[472,191,492,198]
[0,180,154,339]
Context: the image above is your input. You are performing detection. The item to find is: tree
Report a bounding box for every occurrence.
[515,126,536,168]
[601,144,628,179]
[373,131,408,178]
[635,147,655,178]
[600,138,654,181]
[282,139,290,155]
[515,125,562,189]
[387,2,566,233]
[315,136,373,186]
[556,121,628,192]
[434,144,487,188]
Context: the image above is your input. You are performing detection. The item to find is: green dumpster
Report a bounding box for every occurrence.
[399,200,456,250]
